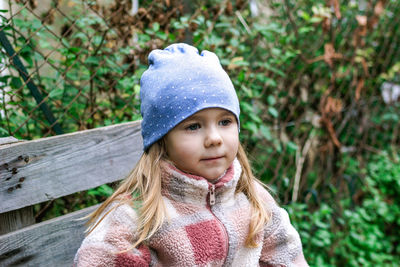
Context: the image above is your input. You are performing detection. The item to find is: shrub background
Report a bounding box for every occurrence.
[0,0,399,265]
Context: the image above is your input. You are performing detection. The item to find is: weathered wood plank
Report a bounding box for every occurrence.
[0,121,143,213]
[0,137,35,235]
[0,137,19,145]
[0,207,35,236]
[0,204,99,267]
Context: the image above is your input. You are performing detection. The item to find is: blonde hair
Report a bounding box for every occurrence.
[86,142,270,248]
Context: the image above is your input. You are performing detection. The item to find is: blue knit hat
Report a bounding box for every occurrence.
[140,43,240,151]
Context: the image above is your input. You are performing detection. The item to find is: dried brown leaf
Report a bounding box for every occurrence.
[331,0,341,19]
[360,57,369,76]
[324,43,335,67]
[321,117,342,148]
[226,1,233,15]
[324,96,343,114]
[323,43,343,67]
[322,17,331,32]
[374,0,385,16]
[355,78,364,101]
[356,15,367,26]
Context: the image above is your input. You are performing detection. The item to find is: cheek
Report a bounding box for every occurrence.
[227,131,239,156]
[166,136,198,161]
[228,129,239,145]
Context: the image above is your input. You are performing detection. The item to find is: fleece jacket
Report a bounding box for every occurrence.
[74,159,308,266]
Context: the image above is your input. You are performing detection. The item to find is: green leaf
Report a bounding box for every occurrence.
[237,70,245,82]
[244,121,258,134]
[152,22,160,32]
[382,113,399,122]
[49,88,64,98]
[267,95,276,105]
[85,56,100,66]
[263,62,286,77]
[287,141,298,152]
[265,77,277,87]
[298,10,310,21]
[168,33,176,41]
[87,184,114,197]
[134,84,140,95]
[0,127,9,135]
[271,48,282,56]
[299,26,314,34]
[240,102,253,113]
[0,75,10,83]
[156,31,167,40]
[73,32,88,41]
[260,124,272,141]
[10,77,23,89]
[268,107,278,118]
[309,17,323,23]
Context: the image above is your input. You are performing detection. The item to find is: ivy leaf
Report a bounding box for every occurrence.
[10,77,23,89]
[267,95,276,105]
[49,88,64,98]
[243,121,258,134]
[268,107,278,118]
[260,124,272,141]
[0,127,9,136]
[153,22,160,32]
[88,184,114,197]
[287,141,298,152]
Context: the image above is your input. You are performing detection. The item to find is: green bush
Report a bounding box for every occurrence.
[288,152,400,266]
[1,0,399,264]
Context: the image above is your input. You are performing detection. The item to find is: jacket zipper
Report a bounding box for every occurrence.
[208,184,229,265]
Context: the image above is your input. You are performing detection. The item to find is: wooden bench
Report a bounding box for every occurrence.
[0,121,143,266]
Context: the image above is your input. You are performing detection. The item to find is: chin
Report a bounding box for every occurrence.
[204,171,224,181]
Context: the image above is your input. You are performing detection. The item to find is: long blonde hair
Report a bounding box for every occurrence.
[86,142,270,248]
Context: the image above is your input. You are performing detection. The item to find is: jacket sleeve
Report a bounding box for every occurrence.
[255,183,309,267]
[73,203,152,267]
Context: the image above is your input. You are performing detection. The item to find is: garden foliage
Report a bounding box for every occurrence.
[1,0,399,265]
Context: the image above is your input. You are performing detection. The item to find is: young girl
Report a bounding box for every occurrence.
[74,43,308,266]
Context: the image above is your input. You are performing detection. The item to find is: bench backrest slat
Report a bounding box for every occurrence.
[0,121,144,265]
[0,205,99,267]
[0,121,143,213]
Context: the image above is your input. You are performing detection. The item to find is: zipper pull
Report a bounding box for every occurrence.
[209,185,216,206]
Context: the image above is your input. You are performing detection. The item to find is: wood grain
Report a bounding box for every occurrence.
[0,137,19,145]
[0,204,99,267]
[0,137,35,235]
[0,121,143,213]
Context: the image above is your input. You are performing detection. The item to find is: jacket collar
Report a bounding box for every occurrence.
[160,158,242,206]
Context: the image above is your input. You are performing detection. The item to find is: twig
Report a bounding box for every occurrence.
[292,130,315,202]
[235,11,251,35]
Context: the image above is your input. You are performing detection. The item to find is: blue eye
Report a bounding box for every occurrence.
[219,119,232,126]
[186,123,200,131]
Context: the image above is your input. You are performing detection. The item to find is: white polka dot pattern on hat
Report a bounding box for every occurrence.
[139,43,240,151]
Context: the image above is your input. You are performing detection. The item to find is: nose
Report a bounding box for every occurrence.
[204,126,222,147]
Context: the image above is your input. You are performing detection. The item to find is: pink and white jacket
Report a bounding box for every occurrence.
[74,159,308,266]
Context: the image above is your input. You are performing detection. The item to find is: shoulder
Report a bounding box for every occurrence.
[74,202,142,266]
[86,201,139,242]
[253,180,278,213]
[254,182,308,265]
[78,200,139,252]
[252,180,297,236]
[74,201,153,266]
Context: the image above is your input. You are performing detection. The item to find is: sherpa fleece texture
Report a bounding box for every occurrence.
[74,159,308,267]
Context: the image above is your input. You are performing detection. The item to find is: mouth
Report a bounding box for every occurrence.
[201,156,224,161]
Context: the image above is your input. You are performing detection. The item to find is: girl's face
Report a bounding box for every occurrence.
[164,108,239,182]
